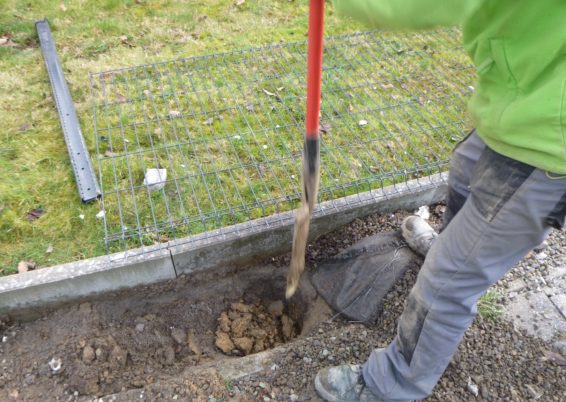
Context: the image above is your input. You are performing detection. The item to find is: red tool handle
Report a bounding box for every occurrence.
[305,0,325,138]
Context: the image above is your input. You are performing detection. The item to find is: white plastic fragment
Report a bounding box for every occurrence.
[143,168,167,192]
[358,119,368,126]
[2,336,7,343]
[233,135,241,140]
[96,210,105,219]
[263,145,268,149]
[415,205,430,220]
[48,357,62,373]
[467,377,479,397]
[79,214,85,220]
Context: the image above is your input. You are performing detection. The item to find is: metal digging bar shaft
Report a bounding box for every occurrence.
[286,0,324,299]
[36,19,100,203]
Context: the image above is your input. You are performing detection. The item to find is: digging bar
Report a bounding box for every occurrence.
[286,0,324,298]
[36,19,100,203]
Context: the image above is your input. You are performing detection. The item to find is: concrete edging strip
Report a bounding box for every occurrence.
[0,173,447,318]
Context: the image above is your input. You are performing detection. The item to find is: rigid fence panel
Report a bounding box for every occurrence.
[89,29,474,254]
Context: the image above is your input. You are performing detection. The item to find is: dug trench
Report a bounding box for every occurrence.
[1,206,565,401]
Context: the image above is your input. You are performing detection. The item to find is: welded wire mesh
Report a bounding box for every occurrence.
[89,29,475,253]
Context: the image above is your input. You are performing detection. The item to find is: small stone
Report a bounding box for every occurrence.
[95,347,107,362]
[143,168,167,192]
[17,261,36,273]
[82,345,95,363]
[322,349,330,357]
[526,384,543,400]
[534,241,548,252]
[289,394,299,402]
[46,244,54,254]
[135,323,145,332]
[535,252,548,261]
[24,374,36,385]
[171,328,186,344]
[415,205,431,220]
[267,300,284,317]
[163,346,175,365]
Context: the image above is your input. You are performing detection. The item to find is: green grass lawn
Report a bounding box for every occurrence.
[0,0,473,274]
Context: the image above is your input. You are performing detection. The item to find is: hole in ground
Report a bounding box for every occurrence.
[214,275,312,356]
[1,264,330,398]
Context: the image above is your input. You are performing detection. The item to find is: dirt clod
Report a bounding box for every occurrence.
[187,331,202,358]
[233,336,254,354]
[170,327,186,344]
[215,331,235,354]
[281,314,296,340]
[162,346,175,366]
[214,301,297,356]
[82,345,95,364]
[109,346,127,367]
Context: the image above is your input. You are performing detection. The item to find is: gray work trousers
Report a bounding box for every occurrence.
[362,131,566,401]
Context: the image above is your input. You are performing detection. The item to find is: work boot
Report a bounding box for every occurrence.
[401,215,438,257]
[314,364,383,402]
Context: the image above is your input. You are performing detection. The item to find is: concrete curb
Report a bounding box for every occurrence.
[0,173,447,319]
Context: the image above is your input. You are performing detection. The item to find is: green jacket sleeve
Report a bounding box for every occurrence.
[332,0,482,29]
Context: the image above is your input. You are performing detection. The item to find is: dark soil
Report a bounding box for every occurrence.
[0,205,564,401]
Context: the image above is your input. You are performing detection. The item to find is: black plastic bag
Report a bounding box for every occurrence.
[311,231,420,324]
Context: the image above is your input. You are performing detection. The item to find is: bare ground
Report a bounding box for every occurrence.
[0,206,564,401]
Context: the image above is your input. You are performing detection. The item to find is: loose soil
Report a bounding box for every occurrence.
[214,301,298,356]
[1,205,564,401]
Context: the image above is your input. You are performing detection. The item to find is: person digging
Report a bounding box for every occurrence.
[310,1,566,401]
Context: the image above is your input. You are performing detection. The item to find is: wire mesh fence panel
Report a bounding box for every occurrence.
[89,29,475,253]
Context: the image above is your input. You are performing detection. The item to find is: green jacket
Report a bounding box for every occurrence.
[332,0,566,173]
